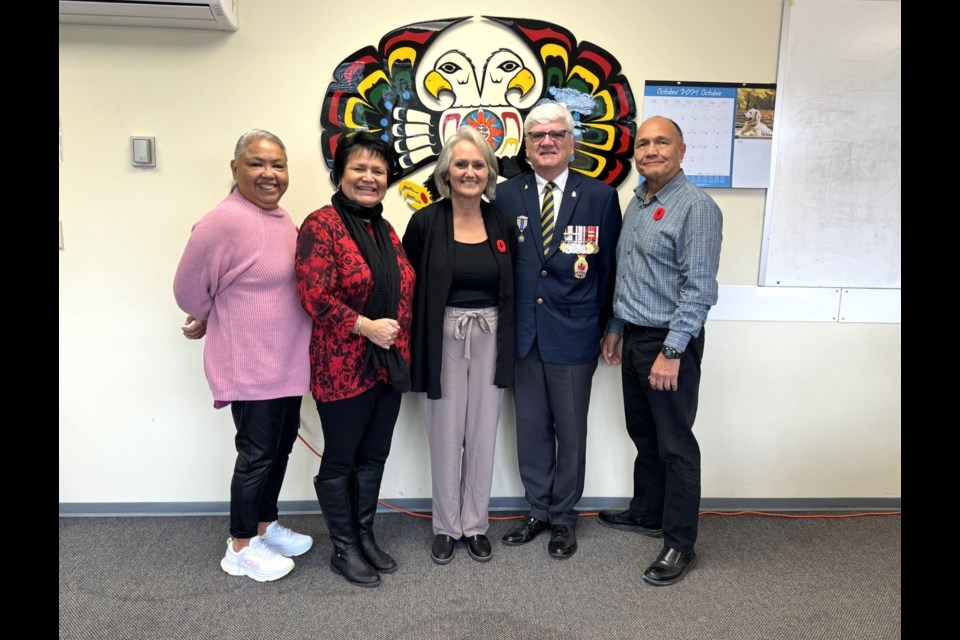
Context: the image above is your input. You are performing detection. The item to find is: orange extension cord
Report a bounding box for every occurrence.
[297,434,901,521]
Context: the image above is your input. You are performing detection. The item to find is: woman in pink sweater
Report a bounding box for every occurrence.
[174,130,313,582]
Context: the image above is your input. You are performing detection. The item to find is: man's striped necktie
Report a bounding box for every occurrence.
[541,181,556,255]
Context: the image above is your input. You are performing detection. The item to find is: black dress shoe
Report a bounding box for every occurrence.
[597,509,663,537]
[502,516,550,546]
[643,547,696,586]
[547,525,577,559]
[465,534,492,562]
[431,534,457,565]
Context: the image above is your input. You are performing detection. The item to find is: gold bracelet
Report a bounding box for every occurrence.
[356,315,364,336]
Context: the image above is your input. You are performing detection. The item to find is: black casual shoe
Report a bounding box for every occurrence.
[643,547,696,586]
[465,534,492,562]
[502,516,550,546]
[597,509,664,537]
[547,525,577,559]
[431,534,456,565]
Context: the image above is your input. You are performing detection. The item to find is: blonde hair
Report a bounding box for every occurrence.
[433,127,499,201]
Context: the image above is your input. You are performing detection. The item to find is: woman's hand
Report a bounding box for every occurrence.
[182,316,207,340]
[361,317,400,349]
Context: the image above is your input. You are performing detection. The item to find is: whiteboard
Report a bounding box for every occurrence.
[759,0,900,288]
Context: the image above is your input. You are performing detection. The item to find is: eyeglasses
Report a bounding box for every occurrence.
[526,130,570,143]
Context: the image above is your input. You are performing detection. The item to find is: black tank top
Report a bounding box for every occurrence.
[447,240,499,308]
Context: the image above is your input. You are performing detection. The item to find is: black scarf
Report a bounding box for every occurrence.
[332,190,410,392]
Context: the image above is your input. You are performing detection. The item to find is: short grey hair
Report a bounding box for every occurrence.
[433,127,499,201]
[523,102,574,132]
[230,129,287,191]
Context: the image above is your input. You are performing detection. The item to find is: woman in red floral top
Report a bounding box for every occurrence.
[295,132,415,588]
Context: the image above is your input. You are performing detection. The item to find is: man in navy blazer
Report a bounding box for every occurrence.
[496,102,622,559]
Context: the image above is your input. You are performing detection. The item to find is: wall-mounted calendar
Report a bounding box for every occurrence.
[642,81,776,189]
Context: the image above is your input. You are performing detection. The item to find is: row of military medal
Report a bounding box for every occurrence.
[516,216,599,280]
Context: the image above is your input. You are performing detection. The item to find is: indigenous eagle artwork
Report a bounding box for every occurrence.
[320,16,636,210]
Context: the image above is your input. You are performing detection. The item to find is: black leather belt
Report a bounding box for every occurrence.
[623,322,667,336]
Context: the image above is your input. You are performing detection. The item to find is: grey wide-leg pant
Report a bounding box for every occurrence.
[421,307,503,539]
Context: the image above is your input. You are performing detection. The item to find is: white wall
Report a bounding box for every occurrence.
[59,0,900,506]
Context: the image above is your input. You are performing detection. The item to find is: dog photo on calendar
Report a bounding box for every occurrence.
[736,107,774,138]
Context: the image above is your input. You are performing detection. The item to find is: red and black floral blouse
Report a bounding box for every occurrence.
[296,205,415,402]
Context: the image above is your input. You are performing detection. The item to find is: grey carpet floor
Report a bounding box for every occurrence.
[59,511,900,640]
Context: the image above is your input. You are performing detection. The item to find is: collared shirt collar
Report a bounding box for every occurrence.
[535,168,570,196]
[635,170,686,203]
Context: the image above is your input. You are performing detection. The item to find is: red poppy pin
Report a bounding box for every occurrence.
[496,239,507,253]
[653,207,666,221]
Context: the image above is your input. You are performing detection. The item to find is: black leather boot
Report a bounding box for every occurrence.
[355,466,397,573]
[314,475,381,588]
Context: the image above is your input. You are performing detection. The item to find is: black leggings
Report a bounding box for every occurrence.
[316,382,402,480]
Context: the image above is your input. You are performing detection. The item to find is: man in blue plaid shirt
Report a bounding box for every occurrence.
[598,116,722,587]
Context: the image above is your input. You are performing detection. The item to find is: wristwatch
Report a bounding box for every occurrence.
[661,346,683,360]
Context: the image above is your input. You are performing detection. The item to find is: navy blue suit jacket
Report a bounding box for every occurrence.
[496,171,622,365]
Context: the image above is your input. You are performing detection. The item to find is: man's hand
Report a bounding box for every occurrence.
[601,332,622,366]
[648,354,680,391]
[182,316,206,340]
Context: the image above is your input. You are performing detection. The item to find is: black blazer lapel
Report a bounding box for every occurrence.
[482,202,513,284]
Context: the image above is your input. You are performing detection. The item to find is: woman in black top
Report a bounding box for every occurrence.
[402,127,515,564]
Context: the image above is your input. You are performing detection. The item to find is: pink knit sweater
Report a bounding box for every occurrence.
[174,190,311,404]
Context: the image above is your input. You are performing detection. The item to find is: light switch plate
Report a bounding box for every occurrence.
[131,136,156,168]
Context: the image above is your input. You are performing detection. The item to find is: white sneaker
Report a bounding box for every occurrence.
[220,536,294,582]
[260,521,314,557]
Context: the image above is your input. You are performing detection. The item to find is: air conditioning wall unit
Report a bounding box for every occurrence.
[59,0,239,31]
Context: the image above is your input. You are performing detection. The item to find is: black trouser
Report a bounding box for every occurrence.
[229,396,303,539]
[514,342,597,526]
[316,382,401,481]
[621,326,705,552]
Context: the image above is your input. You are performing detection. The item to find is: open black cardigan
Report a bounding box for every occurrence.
[401,198,516,400]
